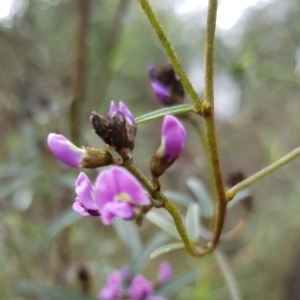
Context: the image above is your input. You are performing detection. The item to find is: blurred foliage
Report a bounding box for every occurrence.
[0,0,300,299]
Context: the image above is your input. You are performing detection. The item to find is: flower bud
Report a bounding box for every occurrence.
[157,261,172,285]
[150,115,186,178]
[148,63,185,106]
[47,133,86,167]
[90,101,137,160]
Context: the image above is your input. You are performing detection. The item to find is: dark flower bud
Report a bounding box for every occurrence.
[90,101,137,160]
[148,63,185,106]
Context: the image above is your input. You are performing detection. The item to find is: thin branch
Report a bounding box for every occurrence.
[70,0,91,144]
[138,0,204,113]
[203,0,218,107]
[227,146,300,200]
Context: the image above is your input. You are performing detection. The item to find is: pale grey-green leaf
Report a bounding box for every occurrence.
[186,203,200,242]
[150,242,184,259]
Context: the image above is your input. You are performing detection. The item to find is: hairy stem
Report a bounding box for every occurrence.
[227,146,300,200]
[138,0,204,113]
[203,0,217,107]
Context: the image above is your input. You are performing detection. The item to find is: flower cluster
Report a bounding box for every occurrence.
[74,166,150,225]
[98,262,172,300]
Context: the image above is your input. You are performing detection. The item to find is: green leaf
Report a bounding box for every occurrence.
[227,189,251,209]
[150,242,184,259]
[186,177,214,218]
[18,281,96,300]
[163,190,194,207]
[145,210,180,240]
[214,250,241,300]
[186,203,200,242]
[131,232,169,273]
[46,208,81,238]
[113,219,142,260]
[156,271,196,298]
[135,104,194,125]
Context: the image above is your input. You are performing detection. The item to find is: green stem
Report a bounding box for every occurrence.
[227,146,300,200]
[203,0,218,106]
[204,115,227,250]
[138,0,204,113]
[201,0,227,251]
[123,160,208,256]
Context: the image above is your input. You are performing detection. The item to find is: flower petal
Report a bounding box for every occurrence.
[47,133,86,167]
[161,115,186,159]
[128,274,153,299]
[98,271,123,300]
[110,167,150,205]
[75,172,97,210]
[109,100,118,117]
[158,261,172,284]
[72,199,90,216]
[119,101,135,125]
[101,202,134,225]
[151,80,170,104]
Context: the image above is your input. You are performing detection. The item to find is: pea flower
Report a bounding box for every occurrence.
[73,166,150,225]
[148,64,185,106]
[90,101,137,160]
[150,115,186,178]
[98,262,172,300]
[47,133,86,167]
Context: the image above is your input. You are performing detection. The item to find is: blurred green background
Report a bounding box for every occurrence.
[0,0,300,299]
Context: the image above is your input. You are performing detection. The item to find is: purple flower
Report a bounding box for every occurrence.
[128,274,153,299]
[95,166,150,225]
[147,64,185,106]
[73,172,100,217]
[47,133,86,167]
[109,101,135,126]
[98,271,123,300]
[158,261,172,285]
[160,115,186,159]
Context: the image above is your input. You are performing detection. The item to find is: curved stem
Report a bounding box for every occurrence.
[226,146,300,200]
[123,160,208,256]
[138,0,204,113]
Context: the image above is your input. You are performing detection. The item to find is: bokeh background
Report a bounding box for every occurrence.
[0,0,300,299]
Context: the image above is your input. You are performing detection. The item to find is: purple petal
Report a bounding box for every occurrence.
[110,167,150,205]
[128,274,153,299]
[109,100,118,117]
[101,202,134,225]
[147,64,156,77]
[151,80,170,104]
[73,199,90,216]
[158,261,172,284]
[121,266,131,281]
[161,115,186,159]
[47,133,86,167]
[98,271,123,300]
[119,102,135,125]
[75,172,97,210]
[95,168,119,209]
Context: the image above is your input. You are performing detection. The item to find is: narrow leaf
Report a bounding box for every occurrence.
[186,177,214,218]
[156,271,196,298]
[214,250,241,300]
[145,210,180,240]
[186,203,200,242]
[46,208,81,238]
[131,232,169,273]
[135,104,194,125]
[150,242,184,259]
[113,219,142,260]
[163,190,194,207]
[18,281,96,300]
[227,189,251,209]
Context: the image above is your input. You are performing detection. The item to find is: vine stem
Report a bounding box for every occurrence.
[226,146,300,200]
[138,0,204,113]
